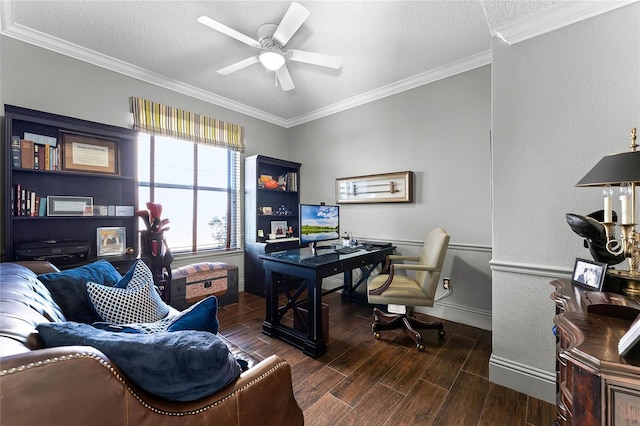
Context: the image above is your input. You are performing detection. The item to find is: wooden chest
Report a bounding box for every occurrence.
[170,262,238,310]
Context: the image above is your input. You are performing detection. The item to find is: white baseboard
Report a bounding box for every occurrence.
[416,301,492,331]
[489,354,556,404]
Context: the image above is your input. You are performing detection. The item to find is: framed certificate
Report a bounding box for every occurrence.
[336,171,413,204]
[61,131,119,175]
[47,196,93,216]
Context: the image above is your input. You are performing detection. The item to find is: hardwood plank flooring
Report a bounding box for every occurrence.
[217,291,556,426]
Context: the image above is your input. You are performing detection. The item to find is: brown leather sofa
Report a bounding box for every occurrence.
[0,261,304,425]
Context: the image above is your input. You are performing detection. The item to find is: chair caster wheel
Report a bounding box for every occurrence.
[374,332,381,340]
[417,344,425,352]
[439,330,445,339]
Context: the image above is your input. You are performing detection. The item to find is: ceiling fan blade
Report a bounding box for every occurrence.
[276,65,295,91]
[197,16,260,48]
[217,56,260,75]
[288,49,343,69]
[272,2,310,46]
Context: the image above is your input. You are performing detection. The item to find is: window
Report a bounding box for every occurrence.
[137,134,240,254]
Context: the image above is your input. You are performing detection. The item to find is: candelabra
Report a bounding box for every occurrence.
[576,128,640,296]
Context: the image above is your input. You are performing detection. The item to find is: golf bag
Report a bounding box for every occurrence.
[137,202,173,302]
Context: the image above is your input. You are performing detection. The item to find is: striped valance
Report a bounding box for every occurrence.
[130,97,245,152]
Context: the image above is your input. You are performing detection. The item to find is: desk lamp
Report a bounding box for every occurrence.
[576,128,640,297]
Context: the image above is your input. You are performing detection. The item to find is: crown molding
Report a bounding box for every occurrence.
[0,1,489,129]
[0,3,288,127]
[3,1,634,128]
[494,0,638,45]
[286,50,491,127]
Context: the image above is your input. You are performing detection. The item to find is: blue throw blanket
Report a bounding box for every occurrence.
[37,322,242,401]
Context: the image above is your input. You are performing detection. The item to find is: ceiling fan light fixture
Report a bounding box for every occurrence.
[259,51,285,71]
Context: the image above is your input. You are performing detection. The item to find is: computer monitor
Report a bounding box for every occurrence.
[299,204,340,251]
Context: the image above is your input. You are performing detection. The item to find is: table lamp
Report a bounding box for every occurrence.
[576,128,640,297]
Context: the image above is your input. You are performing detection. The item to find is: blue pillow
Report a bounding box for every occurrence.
[36,322,242,401]
[38,260,122,323]
[93,296,220,335]
[112,258,141,288]
[168,296,219,333]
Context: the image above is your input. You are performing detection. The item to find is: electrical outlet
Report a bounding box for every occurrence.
[443,278,451,290]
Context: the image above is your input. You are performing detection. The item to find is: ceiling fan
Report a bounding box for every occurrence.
[197,2,342,91]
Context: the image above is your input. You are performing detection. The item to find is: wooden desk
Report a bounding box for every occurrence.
[550,279,640,425]
[260,246,394,358]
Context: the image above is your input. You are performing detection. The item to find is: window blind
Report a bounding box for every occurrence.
[130,97,245,153]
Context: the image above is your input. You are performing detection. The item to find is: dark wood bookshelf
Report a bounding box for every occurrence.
[244,155,301,296]
[4,104,139,270]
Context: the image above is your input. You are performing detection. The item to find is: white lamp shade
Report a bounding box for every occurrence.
[259,51,285,71]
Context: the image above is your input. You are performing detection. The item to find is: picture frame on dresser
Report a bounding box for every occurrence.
[571,257,607,291]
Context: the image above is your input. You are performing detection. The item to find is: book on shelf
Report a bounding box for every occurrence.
[11,136,21,168]
[44,144,50,170]
[23,132,57,147]
[277,171,298,192]
[30,192,37,217]
[618,314,640,356]
[12,184,19,216]
[34,144,40,170]
[13,137,60,170]
[38,144,45,170]
[38,197,47,216]
[20,139,34,169]
[13,184,47,217]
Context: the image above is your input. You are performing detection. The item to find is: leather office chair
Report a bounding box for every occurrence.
[367,227,450,351]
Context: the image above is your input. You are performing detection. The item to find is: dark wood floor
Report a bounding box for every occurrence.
[217,291,557,426]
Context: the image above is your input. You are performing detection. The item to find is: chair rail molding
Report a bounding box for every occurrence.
[490,259,572,279]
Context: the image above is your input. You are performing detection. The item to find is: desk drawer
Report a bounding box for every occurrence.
[343,255,384,271]
[317,262,345,276]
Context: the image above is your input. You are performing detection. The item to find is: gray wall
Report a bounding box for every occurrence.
[491,3,640,402]
[288,66,493,329]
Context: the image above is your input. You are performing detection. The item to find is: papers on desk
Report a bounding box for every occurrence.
[618,314,640,356]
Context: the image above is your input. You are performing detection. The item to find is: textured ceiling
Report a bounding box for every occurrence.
[0,1,630,127]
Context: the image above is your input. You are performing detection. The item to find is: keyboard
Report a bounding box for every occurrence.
[334,247,361,255]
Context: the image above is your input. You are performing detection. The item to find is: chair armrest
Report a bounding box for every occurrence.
[369,263,441,296]
[0,345,133,425]
[134,354,303,424]
[1,349,304,426]
[387,255,421,262]
[381,255,420,273]
[369,264,397,296]
[392,264,441,272]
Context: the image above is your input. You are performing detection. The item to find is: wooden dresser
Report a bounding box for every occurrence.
[551,279,640,425]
